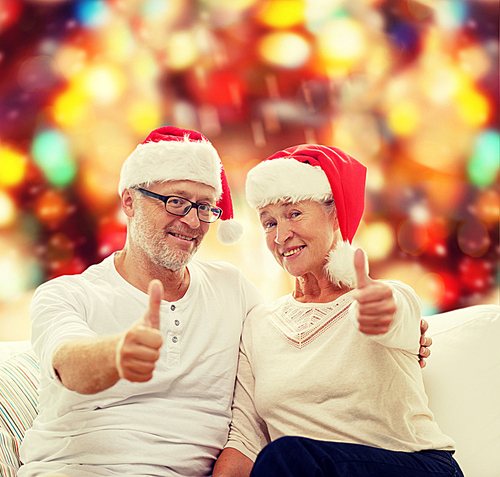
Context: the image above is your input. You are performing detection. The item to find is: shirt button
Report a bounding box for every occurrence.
[174,320,180,326]
[172,336,178,343]
[170,305,176,311]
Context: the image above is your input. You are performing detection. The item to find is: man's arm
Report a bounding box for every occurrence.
[419,319,432,368]
[53,280,164,394]
[213,448,253,477]
[53,335,121,394]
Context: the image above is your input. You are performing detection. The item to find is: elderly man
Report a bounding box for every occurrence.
[19,127,264,477]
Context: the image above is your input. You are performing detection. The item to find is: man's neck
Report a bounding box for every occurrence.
[114,248,190,302]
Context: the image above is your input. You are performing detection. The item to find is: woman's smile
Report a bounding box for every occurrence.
[282,245,306,258]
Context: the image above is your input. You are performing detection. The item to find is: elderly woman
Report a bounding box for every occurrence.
[213,145,463,477]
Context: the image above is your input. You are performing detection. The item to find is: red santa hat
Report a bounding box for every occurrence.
[119,126,243,245]
[246,144,368,288]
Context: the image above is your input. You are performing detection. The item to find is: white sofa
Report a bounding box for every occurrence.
[421,304,500,477]
[0,304,498,476]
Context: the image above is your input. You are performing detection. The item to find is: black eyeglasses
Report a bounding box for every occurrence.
[133,187,223,223]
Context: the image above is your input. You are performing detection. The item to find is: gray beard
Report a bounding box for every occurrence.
[148,242,198,271]
[130,211,201,272]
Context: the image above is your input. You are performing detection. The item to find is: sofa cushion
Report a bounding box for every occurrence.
[0,349,39,476]
[422,304,500,477]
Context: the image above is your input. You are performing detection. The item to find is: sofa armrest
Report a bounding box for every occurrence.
[422,304,500,477]
[0,340,32,363]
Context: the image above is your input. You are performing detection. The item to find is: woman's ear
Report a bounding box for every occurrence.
[121,189,135,218]
[332,213,340,232]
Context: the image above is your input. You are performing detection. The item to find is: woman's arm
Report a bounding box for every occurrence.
[352,249,423,352]
[213,448,253,477]
[419,318,432,368]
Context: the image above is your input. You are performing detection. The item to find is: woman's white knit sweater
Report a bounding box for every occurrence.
[226,280,455,461]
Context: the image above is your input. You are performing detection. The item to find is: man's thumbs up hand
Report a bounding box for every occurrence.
[143,280,162,330]
[352,249,396,335]
[115,280,164,382]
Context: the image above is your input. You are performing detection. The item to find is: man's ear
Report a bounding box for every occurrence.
[121,189,135,218]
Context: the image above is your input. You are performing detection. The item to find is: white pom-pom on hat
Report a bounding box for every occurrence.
[217,218,244,245]
[324,241,369,288]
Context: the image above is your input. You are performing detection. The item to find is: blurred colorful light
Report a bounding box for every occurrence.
[98,231,126,259]
[425,179,466,215]
[83,120,137,171]
[416,272,445,309]
[467,129,499,187]
[196,70,247,107]
[102,21,135,63]
[257,0,305,28]
[409,203,431,225]
[389,21,419,55]
[0,253,27,300]
[458,218,490,257]
[18,55,58,92]
[423,65,461,104]
[0,237,41,301]
[387,100,420,136]
[258,32,311,69]
[49,256,87,279]
[0,0,23,33]
[0,146,27,187]
[166,30,200,71]
[475,190,500,223]
[459,256,494,292]
[74,0,110,29]
[435,0,468,29]
[45,232,75,269]
[317,18,366,73]
[0,191,16,228]
[35,190,70,228]
[456,86,490,127]
[365,164,385,192]
[141,0,172,18]
[83,65,127,105]
[31,130,77,187]
[54,46,88,79]
[406,112,474,173]
[79,163,120,213]
[458,46,492,80]
[200,0,258,12]
[359,221,394,261]
[437,272,460,309]
[46,232,75,269]
[397,220,428,255]
[377,262,435,311]
[126,100,162,135]
[130,50,160,84]
[52,85,90,128]
[331,112,382,162]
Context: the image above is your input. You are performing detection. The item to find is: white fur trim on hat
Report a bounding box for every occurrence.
[324,241,369,288]
[118,137,222,197]
[246,158,332,209]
